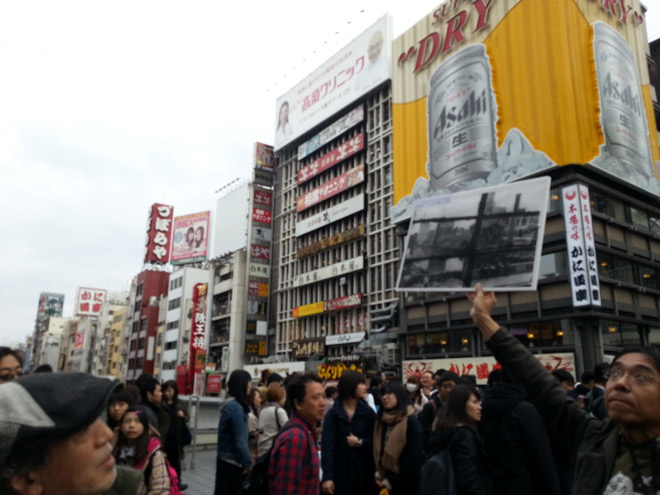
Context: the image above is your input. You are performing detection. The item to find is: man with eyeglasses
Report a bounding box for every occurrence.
[0,347,24,384]
[468,284,660,495]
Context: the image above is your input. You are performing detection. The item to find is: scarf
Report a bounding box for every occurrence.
[373,405,414,476]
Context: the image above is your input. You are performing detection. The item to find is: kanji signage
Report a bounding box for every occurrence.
[298,133,365,185]
[291,301,325,318]
[252,208,272,224]
[254,190,273,207]
[297,164,365,212]
[318,356,365,380]
[76,288,107,317]
[248,282,269,298]
[297,225,365,258]
[325,331,365,346]
[37,292,64,320]
[245,340,267,356]
[74,333,84,349]
[144,203,174,263]
[248,263,270,279]
[191,284,207,350]
[297,106,366,160]
[250,244,271,261]
[296,195,364,237]
[326,293,362,312]
[403,353,575,385]
[252,226,272,243]
[562,185,601,307]
[292,338,326,358]
[292,255,364,288]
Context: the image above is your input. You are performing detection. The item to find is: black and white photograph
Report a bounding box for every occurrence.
[396,176,551,292]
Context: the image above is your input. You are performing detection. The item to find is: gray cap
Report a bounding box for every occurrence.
[0,372,117,473]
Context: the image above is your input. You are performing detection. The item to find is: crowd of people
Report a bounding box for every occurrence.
[3,283,660,495]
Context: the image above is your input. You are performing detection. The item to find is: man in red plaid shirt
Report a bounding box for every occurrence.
[268,373,325,495]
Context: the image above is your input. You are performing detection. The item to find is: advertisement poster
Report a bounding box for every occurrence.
[397,177,550,292]
[298,133,365,184]
[296,164,365,212]
[274,15,391,151]
[171,211,211,264]
[391,0,659,223]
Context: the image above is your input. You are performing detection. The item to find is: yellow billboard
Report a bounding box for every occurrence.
[392,0,660,222]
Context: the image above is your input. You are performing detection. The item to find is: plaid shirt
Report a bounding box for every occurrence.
[268,413,320,495]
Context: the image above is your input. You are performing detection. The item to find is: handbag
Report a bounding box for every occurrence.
[181,421,193,446]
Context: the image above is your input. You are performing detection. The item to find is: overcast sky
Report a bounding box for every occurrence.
[1,1,659,347]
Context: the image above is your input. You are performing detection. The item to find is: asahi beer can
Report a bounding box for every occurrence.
[427,44,498,191]
[593,21,653,179]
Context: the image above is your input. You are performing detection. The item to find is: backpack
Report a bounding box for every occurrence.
[239,422,311,495]
[419,439,457,495]
[143,449,184,495]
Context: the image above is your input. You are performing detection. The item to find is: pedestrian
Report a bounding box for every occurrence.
[138,376,170,444]
[367,375,383,411]
[321,371,377,495]
[480,368,559,495]
[107,385,136,431]
[420,371,434,399]
[468,283,660,495]
[214,369,253,495]
[113,405,172,495]
[419,371,459,456]
[268,372,325,495]
[0,372,143,495]
[0,346,23,384]
[324,385,338,412]
[405,375,428,415]
[373,382,424,495]
[247,386,262,460]
[162,380,190,491]
[430,384,492,495]
[258,381,289,456]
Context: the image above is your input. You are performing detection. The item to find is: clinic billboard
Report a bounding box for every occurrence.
[171,211,211,265]
[391,0,659,223]
[274,15,392,151]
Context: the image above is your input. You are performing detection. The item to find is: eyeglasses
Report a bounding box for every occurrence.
[604,367,660,387]
[0,370,23,382]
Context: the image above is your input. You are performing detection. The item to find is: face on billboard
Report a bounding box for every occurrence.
[171,211,210,263]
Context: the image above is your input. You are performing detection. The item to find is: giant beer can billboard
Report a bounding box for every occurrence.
[391,0,659,223]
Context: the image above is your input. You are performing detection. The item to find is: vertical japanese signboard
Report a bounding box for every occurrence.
[188,283,207,392]
[75,288,107,317]
[37,293,64,320]
[144,203,174,263]
[562,185,601,307]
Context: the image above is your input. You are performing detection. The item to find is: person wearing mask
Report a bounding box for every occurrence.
[214,370,253,495]
[0,347,23,384]
[405,376,428,415]
[480,368,560,495]
[162,380,190,491]
[373,382,424,495]
[258,382,289,456]
[268,373,325,495]
[321,371,377,495]
[430,384,492,495]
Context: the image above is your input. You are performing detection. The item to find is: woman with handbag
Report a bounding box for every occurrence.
[162,380,190,491]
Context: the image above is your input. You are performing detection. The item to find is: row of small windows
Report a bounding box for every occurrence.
[166,320,179,330]
[168,298,181,310]
[170,277,183,291]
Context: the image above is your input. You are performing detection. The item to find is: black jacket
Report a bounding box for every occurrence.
[430,426,492,495]
[480,383,560,495]
[486,328,645,495]
[321,399,378,494]
[375,415,424,495]
[419,395,442,456]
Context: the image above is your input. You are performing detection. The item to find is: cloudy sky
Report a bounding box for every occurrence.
[1,1,659,346]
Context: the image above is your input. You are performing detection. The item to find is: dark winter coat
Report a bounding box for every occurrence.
[479,383,560,495]
[486,328,655,495]
[429,426,492,495]
[164,399,190,458]
[419,395,442,456]
[321,399,378,495]
[374,415,424,495]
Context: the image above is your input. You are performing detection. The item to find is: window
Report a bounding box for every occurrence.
[165,341,177,350]
[168,298,181,310]
[539,251,568,278]
[601,319,641,347]
[166,320,180,330]
[406,329,473,355]
[509,319,575,348]
[630,207,649,231]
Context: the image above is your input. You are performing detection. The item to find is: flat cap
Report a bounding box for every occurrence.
[0,372,117,472]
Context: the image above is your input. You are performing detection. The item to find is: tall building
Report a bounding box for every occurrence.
[271,17,400,370]
[29,292,64,370]
[32,317,67,370]
[158,265,210,382]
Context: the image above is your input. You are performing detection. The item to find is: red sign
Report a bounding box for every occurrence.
[252,208,272,224]
[297,164,364,212]
[74,333,84,349]
[144,203,174,263]
[254,190,273,207]
[250,244,271,260]
[326,293,362,311]
[207,374,222,394]
[188,283,208,394]
[298,133,365,184]
[248,281,269,297]
[76,288,107,317]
